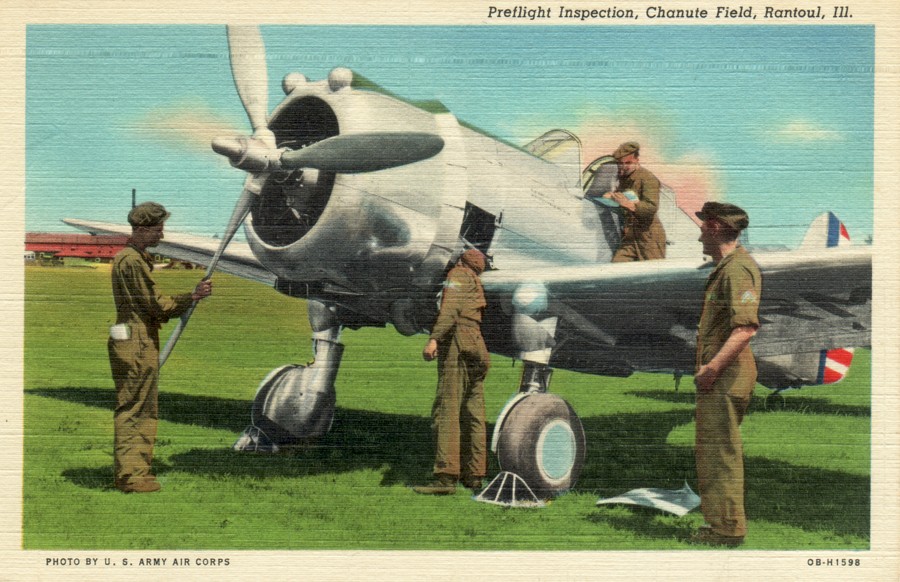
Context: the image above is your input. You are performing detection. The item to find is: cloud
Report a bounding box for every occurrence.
[771,120,842,143]
[122,98,243,153]
[504,107,723,221]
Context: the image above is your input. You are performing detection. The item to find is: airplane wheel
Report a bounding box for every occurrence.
[495,393,586,498]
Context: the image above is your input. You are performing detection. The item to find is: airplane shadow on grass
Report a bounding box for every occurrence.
[633,388,872,417]
[33,386,869,540]
[580,406,869,542]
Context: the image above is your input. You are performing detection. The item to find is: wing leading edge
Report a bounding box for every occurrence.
[63,219,275,285]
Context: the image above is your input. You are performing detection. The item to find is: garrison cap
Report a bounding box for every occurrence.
[695,201,749,232]
[128,202,170,227]
[612,141,640,159]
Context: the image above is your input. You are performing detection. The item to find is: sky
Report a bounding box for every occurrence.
[26,25,874,247]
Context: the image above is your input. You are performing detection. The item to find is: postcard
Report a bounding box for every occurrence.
[3,1,898,580]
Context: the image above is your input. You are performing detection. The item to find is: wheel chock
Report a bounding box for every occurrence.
[473,471,546,508]
[233,424,280,453]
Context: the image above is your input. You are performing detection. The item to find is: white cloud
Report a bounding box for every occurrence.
[772,120,842,142]
[123,98,243,152]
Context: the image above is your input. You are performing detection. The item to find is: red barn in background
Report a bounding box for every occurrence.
[25,233,128,262]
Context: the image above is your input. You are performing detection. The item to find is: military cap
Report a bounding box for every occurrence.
[128,202,171,227]
[695,201,749,232]
[612,141,640,159]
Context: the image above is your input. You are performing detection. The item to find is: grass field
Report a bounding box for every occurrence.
[23,265,870,550]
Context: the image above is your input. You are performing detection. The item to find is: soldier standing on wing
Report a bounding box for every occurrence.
[603,141,667,262]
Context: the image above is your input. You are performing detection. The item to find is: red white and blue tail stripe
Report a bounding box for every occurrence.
[826,212,851,248]
[811,212,853,384]
[801,211,852,249]
[817,347,854,384]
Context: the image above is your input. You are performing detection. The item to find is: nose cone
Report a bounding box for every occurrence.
[212,136,246,163]
[213,135,280,173]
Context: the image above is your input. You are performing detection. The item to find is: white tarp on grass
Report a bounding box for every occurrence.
[596,482,701,517]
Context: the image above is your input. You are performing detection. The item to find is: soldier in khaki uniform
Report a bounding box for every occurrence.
[602,142,667,262]
[414,249,491,495]
[108,202,212,493]
[691,201,761,546]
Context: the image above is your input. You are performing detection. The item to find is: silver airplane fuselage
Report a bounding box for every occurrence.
[241,69,701,339]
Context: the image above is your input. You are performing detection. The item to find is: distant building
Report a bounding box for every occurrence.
[25,232,128,263]
[25,232,197,269]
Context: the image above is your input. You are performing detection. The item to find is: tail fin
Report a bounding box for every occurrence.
[805,213,854,385]
[800,212,852,249]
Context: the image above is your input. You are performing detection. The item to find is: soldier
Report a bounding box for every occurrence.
[602,141,667,262]
[108,202,212,493]
[691,201,761,546]
[414,249,491,495]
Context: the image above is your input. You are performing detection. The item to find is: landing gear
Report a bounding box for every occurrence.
[494,390,586,498]
[233,300,343,452]
[486,289,587,500]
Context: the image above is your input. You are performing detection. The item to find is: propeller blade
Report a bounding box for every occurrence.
[279,132,445,173]
[159,301,197,369]
[159,177,258,367]
[161,27,274,367]
[226,25,274,147]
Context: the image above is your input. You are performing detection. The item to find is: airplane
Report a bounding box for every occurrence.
[65,26,871,499]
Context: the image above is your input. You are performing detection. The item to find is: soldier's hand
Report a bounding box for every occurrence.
[693,364,719,393]
[603,191,634,211]
[192,279,213,302]
[618,197,637,212]
[423,339,438,362]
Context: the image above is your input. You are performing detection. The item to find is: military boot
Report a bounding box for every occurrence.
[412,474,457,495]
[117,475,161,493]
[690,525,744,547]
[461,476,483,492]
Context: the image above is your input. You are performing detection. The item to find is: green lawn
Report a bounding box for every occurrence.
[23,265,870,550]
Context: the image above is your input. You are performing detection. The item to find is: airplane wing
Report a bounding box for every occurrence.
[63,219,276,285]
[480,246,871,379]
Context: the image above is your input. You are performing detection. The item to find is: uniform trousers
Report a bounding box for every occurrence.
[695,376,751,538]
[430,335,488,479]
[109,326,160,486]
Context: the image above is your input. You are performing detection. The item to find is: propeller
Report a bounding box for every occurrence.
[160,25,271,367]
[224,25,275,148]
[160,26,445,366]
[212,132,445,174]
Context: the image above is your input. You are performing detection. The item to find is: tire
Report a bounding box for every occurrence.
[495,393,586,498]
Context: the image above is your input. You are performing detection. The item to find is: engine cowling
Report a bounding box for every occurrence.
[243,73,468,300]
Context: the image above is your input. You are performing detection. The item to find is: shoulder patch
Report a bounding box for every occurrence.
[740,290,758,304]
